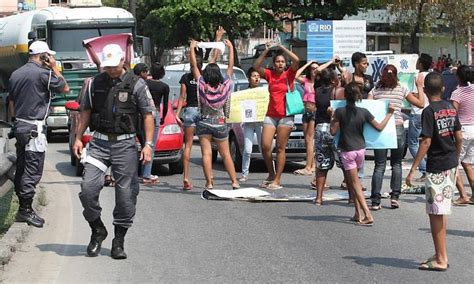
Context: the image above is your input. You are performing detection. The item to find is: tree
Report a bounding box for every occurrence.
[143,0,264,65]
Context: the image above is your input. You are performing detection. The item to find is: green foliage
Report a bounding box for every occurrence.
[0,188,19,237]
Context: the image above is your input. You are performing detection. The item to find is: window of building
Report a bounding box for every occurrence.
[50,0,68,5]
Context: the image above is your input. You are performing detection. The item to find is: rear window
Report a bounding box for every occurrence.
[162,70,186,102]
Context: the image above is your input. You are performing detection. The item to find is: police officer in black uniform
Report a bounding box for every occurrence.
[72,44,155,259]
[8,41,69,228]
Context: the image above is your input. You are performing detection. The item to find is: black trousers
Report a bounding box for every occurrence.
[14,132,45,199]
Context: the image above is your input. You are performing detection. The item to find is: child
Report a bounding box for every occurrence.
[330,81,394,226]
[406,72,462,271]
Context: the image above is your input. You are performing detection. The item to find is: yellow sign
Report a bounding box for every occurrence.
[227,87,269,123]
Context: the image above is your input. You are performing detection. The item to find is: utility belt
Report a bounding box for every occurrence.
[93,132,136,142]
[16,118,47,152]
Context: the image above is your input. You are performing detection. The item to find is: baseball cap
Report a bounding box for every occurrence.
[101,44,124,67]
[29,41,56,55]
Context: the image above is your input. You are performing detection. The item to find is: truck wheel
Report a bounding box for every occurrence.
[75,161,84,177]
[212,149,218,163]
[169,158,184,174]
[229,135,242,172]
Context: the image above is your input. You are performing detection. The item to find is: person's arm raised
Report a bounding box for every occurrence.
[224,39,234,78]
[189,40,201,81]
[253,42,271,77]
[295,60,315,83]
[278,44,299,71]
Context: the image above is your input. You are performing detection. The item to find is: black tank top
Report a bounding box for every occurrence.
[315,86,333,124]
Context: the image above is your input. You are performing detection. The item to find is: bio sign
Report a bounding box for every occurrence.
[307,20,366,63]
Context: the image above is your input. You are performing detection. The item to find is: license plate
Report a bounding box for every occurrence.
[287,140,305,149]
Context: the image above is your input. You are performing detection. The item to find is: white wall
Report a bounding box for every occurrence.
[420,36,469,64]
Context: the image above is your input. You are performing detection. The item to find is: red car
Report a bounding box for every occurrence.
[66,88,184,176]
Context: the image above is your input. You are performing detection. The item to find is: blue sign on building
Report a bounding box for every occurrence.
[307,20,334,63]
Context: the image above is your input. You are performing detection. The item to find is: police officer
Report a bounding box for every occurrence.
[8,41,69,228]
[72,44,155,260]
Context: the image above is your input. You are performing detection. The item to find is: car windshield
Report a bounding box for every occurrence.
[50,27,133,60]
[162,70,187,102]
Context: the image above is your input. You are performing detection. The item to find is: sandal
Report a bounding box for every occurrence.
[313,199,323,206]
[355,219,374,227]
[452,199,469,206]
[259,179,274,188]
[183,181,193,191]
[266,183,283,190]
[370,205,381,211]
[232,183,240,190]
[391,199,400,209]
[294,168,313,176]
[238,175,248,182]
[418,260,448,272]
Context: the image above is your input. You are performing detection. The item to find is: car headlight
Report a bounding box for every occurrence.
[51,106,66,114]
[162,124,181,135]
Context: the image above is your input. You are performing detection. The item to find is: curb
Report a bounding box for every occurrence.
[0,187,44,266]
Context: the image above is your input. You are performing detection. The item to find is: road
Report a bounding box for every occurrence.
[1,137,473,282]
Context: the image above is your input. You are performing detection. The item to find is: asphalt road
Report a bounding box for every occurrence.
[1,137,473,282]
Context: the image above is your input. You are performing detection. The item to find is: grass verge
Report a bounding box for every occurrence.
[0,188,19,238]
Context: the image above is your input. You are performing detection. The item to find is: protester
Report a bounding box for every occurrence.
[330,81,394,225]
[73,44,155,259]
[134,63,169,184]
[239,67,263,182]
[8,41,69,228]
[312,68,339,205]
[253,42,300,190]
[450,65,474,205]
[343,52,374,99]
[406,72,462,272]
[408,53,432,182]
[369,64,426,210]
[189,39,239,190]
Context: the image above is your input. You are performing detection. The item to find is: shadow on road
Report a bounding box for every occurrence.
[419,228,474,238]
[36,243,111,257]
[283,215,355,225]
[343,256,419,269]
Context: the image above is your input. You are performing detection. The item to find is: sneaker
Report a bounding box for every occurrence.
[415,174,427,182]
[391,199,400,209]
[238,175,248,182]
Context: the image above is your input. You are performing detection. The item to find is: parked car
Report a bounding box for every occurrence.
[65,79,184,176]
[163,64,306,169]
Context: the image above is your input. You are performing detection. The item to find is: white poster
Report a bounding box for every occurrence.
[332,20,367,59]
[241,101,257,123]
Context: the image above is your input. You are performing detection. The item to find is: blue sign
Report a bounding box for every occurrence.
[307,21,334,63]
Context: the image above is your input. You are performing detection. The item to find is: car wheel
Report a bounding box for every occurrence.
[169,158,184,174]
[229,135,242,171]
[75,160,84,177]
[212,149,218,163]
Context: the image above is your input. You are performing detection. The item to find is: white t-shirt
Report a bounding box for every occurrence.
[411,71,430,115]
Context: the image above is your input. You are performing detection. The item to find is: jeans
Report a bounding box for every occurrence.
[141,115,160,178]
[408,114,426,174]
[371,126,405,205]
[241,122,262,176]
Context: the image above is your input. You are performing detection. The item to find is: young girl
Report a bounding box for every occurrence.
[330,81,394,225]
[239,68,263,182]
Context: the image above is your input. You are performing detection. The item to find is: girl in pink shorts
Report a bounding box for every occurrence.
[330,82,394,226]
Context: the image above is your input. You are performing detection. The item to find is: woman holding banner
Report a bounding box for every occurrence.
[238,68,263,182]
[189,39,240,190]
[253,42,300,190]
[369,65,425,210]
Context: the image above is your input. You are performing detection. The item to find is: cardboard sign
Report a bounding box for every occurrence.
[307,20,366,63]
[330,100,397,149]
[227,87,269,123]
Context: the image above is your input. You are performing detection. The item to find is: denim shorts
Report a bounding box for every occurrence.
[196,118,229,141]
[263,116,294,128]
[302,110,316,123]
[181,107,200,127]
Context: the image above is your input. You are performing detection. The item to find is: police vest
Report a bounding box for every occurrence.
[89,71,139,134]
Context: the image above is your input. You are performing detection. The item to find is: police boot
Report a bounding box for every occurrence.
[111,225,128,260]
[15,197,44,228]
[87,218,108,257]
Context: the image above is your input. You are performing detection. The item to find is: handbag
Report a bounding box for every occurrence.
[285,78,304,116]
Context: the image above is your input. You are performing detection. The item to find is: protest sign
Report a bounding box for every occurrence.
[330,100,397,149]
[307,20,366,63]
[227,87,269,123]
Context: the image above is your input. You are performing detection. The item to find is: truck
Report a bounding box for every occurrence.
[0,0,151,137]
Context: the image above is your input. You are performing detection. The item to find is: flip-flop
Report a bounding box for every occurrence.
[355,220,374,227]
[421,256,450,267]
[452,200,469,206]
[266,184,283,190]
[259,179,274,188]
[183,181,193,191]
[293,168,313,176]
[418,260,448,272]
[468,199,474,205]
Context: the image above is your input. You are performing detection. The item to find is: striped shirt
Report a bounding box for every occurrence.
[450,84,474,126]
[371,85,410,125]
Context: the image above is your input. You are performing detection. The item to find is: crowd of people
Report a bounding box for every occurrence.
[7,26,473,269]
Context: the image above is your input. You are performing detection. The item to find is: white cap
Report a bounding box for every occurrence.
[100,44,124,67]
[29,41,56,55]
